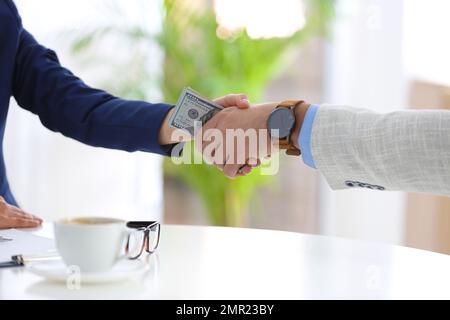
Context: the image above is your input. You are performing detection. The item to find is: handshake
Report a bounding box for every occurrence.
[162,89,311,178]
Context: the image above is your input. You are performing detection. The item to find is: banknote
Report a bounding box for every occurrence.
[169,87,223,136]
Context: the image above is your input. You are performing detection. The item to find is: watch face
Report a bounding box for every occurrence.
[268,108,295,139]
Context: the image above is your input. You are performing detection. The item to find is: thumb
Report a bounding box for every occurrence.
[214,94,250,109]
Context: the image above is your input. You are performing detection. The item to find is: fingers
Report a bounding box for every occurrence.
[225,158,260,178]
[11,208,42,228]
[217,163,254,177]
[223,163,241,179]
[0,196,42,229]
[11,216,42,228]
[237,97,251,109]
[236,158,259,177]
[237,165,253,176]
[199,100,274,178]
[195,118,224,165]
[13,207,43,223]
[0,215,42,229]
[214,94,250,109]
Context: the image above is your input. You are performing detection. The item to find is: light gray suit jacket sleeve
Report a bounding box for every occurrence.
[310,105,450,196]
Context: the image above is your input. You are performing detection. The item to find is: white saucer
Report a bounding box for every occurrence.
[26,259,149,284]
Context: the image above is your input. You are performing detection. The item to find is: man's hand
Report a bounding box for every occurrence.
[0,197,42,229]
[196,101,311,179]
[158,94,250,145]
[196,102,277,179]
[213,94,250,110]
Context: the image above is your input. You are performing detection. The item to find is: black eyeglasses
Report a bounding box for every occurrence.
[125,221,161,260]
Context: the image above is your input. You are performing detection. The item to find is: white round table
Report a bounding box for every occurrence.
[1,224,449,299]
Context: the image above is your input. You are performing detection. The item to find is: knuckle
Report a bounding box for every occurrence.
[10,217,21,224]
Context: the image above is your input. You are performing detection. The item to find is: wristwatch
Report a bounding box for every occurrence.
[267,100,303,156]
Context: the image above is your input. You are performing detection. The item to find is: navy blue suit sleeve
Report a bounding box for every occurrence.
[12,29,175,155]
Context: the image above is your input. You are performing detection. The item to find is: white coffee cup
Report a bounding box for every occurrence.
[54,217,129,273]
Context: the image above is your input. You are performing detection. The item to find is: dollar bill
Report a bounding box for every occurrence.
[169,87,223,136]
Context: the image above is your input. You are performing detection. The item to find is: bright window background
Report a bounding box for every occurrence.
[322,0,449,248]
[321,0,406,244]
[404,0,450,87]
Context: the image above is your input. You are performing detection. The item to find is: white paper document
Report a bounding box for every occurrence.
[0,229,55,262]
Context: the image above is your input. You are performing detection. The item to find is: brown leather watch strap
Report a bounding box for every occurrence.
[275,100,303,156]
[278,100,304,108]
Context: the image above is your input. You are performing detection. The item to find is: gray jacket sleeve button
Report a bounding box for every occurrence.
[345,181,356,187]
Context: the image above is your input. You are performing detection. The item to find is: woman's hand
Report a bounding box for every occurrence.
[0,197,42,229]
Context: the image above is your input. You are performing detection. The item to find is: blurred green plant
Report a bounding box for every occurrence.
[160,0,334,226]
[70,0,334,226]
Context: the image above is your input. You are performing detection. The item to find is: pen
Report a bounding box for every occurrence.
[0,236,12,242]
[13,253,61,265]
[0,253,60,268]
